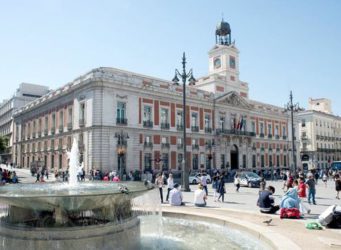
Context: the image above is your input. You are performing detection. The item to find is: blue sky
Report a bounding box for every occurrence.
[1,1,341,114]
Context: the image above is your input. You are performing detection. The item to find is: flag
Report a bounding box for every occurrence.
[239,117,244,130]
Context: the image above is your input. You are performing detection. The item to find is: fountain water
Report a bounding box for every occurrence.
[67,138,80,186]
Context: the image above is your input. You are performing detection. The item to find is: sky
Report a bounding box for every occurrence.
[0,0,341,114]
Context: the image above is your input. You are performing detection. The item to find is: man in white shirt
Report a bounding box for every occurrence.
[166,173,174,202]
[194,184,207,207]
[200,172,208,196]
[169,183,184,206]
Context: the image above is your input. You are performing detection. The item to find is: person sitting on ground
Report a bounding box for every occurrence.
[257,186,279,214]
[335,174,341,200]
[112,174,120,182]
[169,183,184,206]
[194,184,207,207]
[259,177,266,192]
[11,171,18,183]
[280,186,300,211]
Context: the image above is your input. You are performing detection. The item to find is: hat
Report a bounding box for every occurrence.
[198,184,203,189]
[173,183,180,188]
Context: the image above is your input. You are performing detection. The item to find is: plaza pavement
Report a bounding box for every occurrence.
[2,164,340,249]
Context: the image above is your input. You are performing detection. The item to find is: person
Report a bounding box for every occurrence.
[322,172,328,188]
[217,175,225,202]
[112,174,120,182]
[259,177,266,192]
[257,186,279,214]
[293,180,310,215]
[155,173,164,203]
[315,171,319,185]
[194,184,207,207]
[286,172,294,190]
[200,172,208,196]
[234,174,240,192]
[306,173,316,205]
[212,176,219,202]
[335,174,341,200]
[11,171,18,183]
[35,171,41,183]
[282,171,288,190]
[280,187,300,210]
[169,183,184,206]
[166,173,174,202]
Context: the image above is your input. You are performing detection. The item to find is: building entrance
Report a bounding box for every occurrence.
[230,144,239,170]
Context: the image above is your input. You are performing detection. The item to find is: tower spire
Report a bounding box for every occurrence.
[215,18,231,45]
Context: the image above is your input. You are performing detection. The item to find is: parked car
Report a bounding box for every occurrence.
[238,172,261,188]
[189,172,211,184]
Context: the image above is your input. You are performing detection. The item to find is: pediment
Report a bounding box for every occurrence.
[215,91,251,109]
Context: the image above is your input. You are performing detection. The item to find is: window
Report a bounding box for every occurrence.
[79,103,85,121]
[206,154,212,169]
[45,116,48,130]
[177,154,183,170]
[177,137,183,146]
[192,154,199,170]
[275,125,279,136]
[302,119,306,127]
[260,123,264,134]
[67,137,72,150]
[161,136,168,144]
[251,121,256,133]
[176,110,183,126]
[219,117,225,129]
[268,124,272,136]
[229,56,236,69]
[160,108,169,124]
[68,108,73,123]
[117,102,126,119]
[220,154,225,168]
[191,113,198,127]
[283,127,286,137]
[144,153,152,172]
[145,135,151,143]
[276,155,280,167]
[284,155,287,167]
[204,114,211,129]
[192,138,198,146]
[162,153,169,171]
[252,155,256,168]
[242,155,246,168]
[143,106,152,121]
[269,155,272,167]
[261,155,265,168]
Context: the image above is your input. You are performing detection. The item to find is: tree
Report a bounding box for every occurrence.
[0,136,9,153]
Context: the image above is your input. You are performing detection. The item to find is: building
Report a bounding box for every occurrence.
[298,98,341,171]
[0,83,49,163]
[12,20,300,175]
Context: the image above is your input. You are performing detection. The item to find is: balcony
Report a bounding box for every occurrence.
[205,144,213,150]
[78,143,85,151]
[161,143,170,149]
[275,135,280,139]
[177,143,183,149]
[216,129,256,137]
[32,133,36,139]
[59,125,63,133]
[176,124,184,131]
[117,140,127,147]
[116,117,128,125]
[252,146,257,151]
[259,133,265,138]
[58,145,63,151]
[191,126,199,132]
[37,132,41,138]
[67,122,73,131]
[160,122,170,130]
[51,127,55,135]
[44,129,48,136]
[204,127,212,133]
[192,144,199,150]
[144,142,153,148]
[301,136,308,141]
[79,119,85,127]
[282,136,287,140]
[268,134,272,139]
[143,120,153,128]
[276,148,280,152]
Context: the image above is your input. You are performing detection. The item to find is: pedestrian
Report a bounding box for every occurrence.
[315,171,319,185]
[212,176,219,202]
[293,179,310,215]
[322,172,328,188]
[306,173,316,205]
[45,169,49,180]
[335,174,340,200]
[169,183,184,206]
[282,171,287,190]
[234,174,240,192]
[166,173,174,202]
[217,175,225,202]
[35,171,40,183]
[200,172,208,196]
[155,173,164,203]
[194,184,207,207]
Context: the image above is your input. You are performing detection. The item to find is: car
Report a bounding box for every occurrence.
[237,171,261,188]
[189,172,211,185]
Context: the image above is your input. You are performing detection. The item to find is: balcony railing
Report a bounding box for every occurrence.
[32,133,36,139]
[144,142,153,148]
[176,124,184,131]
[116,117,128,125]
[79,119,85,127]
[161,123,170,130]
[216,129,255,137]
[282,135,287,140]
[58,145,63,151]
[191,126,199,132]
[192,144,199,150]
[275,135,280,139]
[177,144,183,149]
[252,147,257,151]
[161,143,170,149]
[51,127,55,135]
[59,125,63,133]
[117,140,127,147]
[44,129,48,136]
[143,120,153,128]
[259,133,265,138]
[205,144,213,150]
[268,134,272,138]
[205,127,212,133]
[37,132,41,138]
[67,122,73,131]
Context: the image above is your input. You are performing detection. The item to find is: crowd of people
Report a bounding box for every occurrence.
[0,168,18,184]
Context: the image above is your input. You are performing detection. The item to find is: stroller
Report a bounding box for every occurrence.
[318,205,341,228]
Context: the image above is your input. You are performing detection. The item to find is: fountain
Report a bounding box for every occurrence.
[0,138,154,249]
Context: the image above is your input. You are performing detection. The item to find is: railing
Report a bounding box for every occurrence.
[51,127,55,135]
[268,134,272,138]
[192,144,199,150]
[191,126,199,132]
[259,133,265,138]
[37,132,41,138]
[59,125,63,133]
[282,136,287,140]
[275,135,280,139]
[161,123,170,130]
[116,118,128,125]
[32,133,36,139]
[161,143,170,149]
[67,122,73,131]
[204,127,212,133]
[117,140,127,147]
[252,147,257,151]
[177,144,183,149]
[144,142,153,148]
[44,129,48,136]
[79,119,85,127]
[143,120,153,128]
[205,144,213,150]
[176,124,184,131]
[216,129,256,137]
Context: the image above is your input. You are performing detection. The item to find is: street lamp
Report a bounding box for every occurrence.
[284,91,303,173]
[172,52,196,192]
[115,131,129,179]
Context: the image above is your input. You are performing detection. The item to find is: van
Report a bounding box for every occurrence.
[331,161,341,171]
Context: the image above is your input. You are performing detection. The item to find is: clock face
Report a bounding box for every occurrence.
[214,57,221,69]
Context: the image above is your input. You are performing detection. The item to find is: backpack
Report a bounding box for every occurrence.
[280,208,300,219]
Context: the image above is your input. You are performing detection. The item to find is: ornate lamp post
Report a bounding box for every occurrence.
[284,91,302,173]
[172,52,196,192]
[115,131,129,179]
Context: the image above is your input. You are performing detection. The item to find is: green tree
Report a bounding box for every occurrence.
[0,136,9,153]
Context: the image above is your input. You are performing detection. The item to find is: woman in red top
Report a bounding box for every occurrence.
[298,177,306,198]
